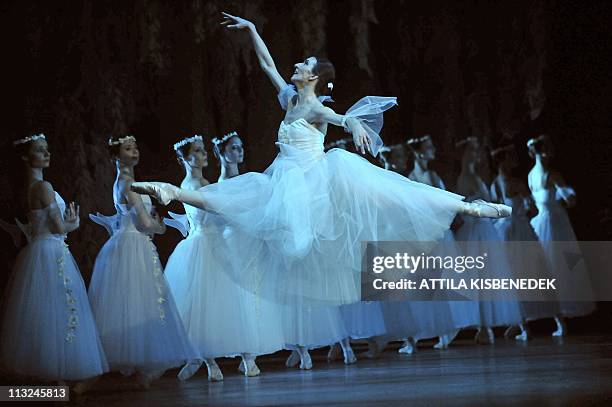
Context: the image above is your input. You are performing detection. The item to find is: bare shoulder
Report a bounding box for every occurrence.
[30,180,55,207]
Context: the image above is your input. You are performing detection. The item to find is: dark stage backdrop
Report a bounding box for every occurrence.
[1,0,611,311]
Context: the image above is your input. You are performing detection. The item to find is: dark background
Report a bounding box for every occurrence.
[1,0,611,330]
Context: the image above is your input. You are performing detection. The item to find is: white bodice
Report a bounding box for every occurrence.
[277,119,325,163]
[115,194,154,233]
[532,188,564,214]
[27,191,66,241]
[184,203,208,235]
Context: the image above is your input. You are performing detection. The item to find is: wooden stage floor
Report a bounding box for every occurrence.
[48,335,612,406]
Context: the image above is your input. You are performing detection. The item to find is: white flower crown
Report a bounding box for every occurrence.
[406,135,432,145]
[490,144,515,157]
[212,131,238,146]
[13,133,46,146]
[108,135,136,146]
[173,135,203,151]
[327,82,334,90]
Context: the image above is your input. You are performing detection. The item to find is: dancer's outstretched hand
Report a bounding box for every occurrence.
[353,130,371,155]
[221,12,254,30]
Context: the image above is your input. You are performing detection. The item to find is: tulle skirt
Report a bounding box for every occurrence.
[198,146,467,307]
[88,230,199,373]
[0,236,108,381]
[165,227,285,358]
[531,208,595,317]
[339,301,386,340]
[455,217,523,327]
[494,216,560,321]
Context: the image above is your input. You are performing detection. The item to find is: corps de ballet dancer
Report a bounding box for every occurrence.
[0,134,107,393]
[130,12,512,368]
[454,137,523,344]
[527,134,595,336]
[163,133,284,380]
[490,143,559,340]
[87,135,200,387]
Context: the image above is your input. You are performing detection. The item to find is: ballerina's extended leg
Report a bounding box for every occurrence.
[461,200,512,219]
[339,338,357,365]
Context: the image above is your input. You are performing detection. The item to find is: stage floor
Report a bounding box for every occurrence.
[69,335,612,406]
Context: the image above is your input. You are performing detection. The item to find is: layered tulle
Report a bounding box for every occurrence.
[165,208,285,358]
[88,202,200,373]
[531,189,595,317]
[0,193,108,381]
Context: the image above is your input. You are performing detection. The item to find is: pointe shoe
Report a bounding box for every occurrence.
[515,330,531,341]
[552,317,567,337]
[239,358,261,377]
[343,348,357,365]
[398,338,415,354]
[299,351,313,370]
[327,343,341,362]
[131,181,180,205]
[178,360,203,381]
[434,331,458,349]
[286,350,301,367]
[463,199,512,219]
[475,327,495,345]
[204,361,223,382]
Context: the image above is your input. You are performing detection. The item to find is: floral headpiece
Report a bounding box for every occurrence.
[212,131,238,146]
[490,144,515,157]
[13,133,46,146]
[108,135,136,146]
[527,134,549,148]
[406,134,432,146]
[454,136,478,148]
[173,135,203,151]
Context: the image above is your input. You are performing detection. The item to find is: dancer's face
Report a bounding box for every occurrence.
[118,140,140,166]
[24,139,51,169]
[291,56,318,85]
[223,137,244,164]
[390,145,408,172]
[463,140,481,164]
[418,139,436,161]
[185,140,208,169]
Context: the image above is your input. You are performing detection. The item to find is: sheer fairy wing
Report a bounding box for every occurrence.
[344,96,398,157]
[0,218,25,247]
[89,213,120,237]
[15,218,32,244]
[163,211,190,238]
[555,186,575,201]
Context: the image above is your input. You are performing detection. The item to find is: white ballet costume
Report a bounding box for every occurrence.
[491,182,559,322]
[454,177,523,328]
[164,203,285,359]
[0,191,108,381]
[88,194,200,376]
[528,171,595,317]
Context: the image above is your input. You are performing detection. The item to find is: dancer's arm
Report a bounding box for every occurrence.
[33,181,79,234]
[123,181,166,234]
[313,105,371,155]
[221,12,287,92]
[550,171,576,207]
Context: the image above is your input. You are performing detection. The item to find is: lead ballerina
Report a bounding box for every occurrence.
[131,12,512,331]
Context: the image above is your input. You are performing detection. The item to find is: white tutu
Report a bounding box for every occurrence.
[196,117,466,306]
[339,301,386,340]
[88,196,199,373]
[0,192,108,381]
[494,195,559,321]
[531,188,595,317]
[165,206,285,358]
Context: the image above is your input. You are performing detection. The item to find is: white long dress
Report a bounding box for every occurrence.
[0,191,108,381]
[88,195,200,374]
[491,180,560,321]
[454,176,523,327]
[528,170,595,317]
[165,203,286,357]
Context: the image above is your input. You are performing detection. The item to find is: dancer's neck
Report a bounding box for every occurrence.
[219,162,239,181]
[116,162,135,180]
[26,167,44,183]
[295,83,318,105]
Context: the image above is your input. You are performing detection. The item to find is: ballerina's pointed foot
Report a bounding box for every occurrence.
[515,331,531,341]
[286,350,301,367]
[130,181,179,206]
[398,338,415,354]
[463,199,512,219]
[552,317,567,337]
[343,347,357,365]
[364,338,383,359]
[504,325,522,338]
[178,360,203,381]
[238,359,260,377]
[205,361,224,381]
[299,352,313,370]
[434,331,458,349]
